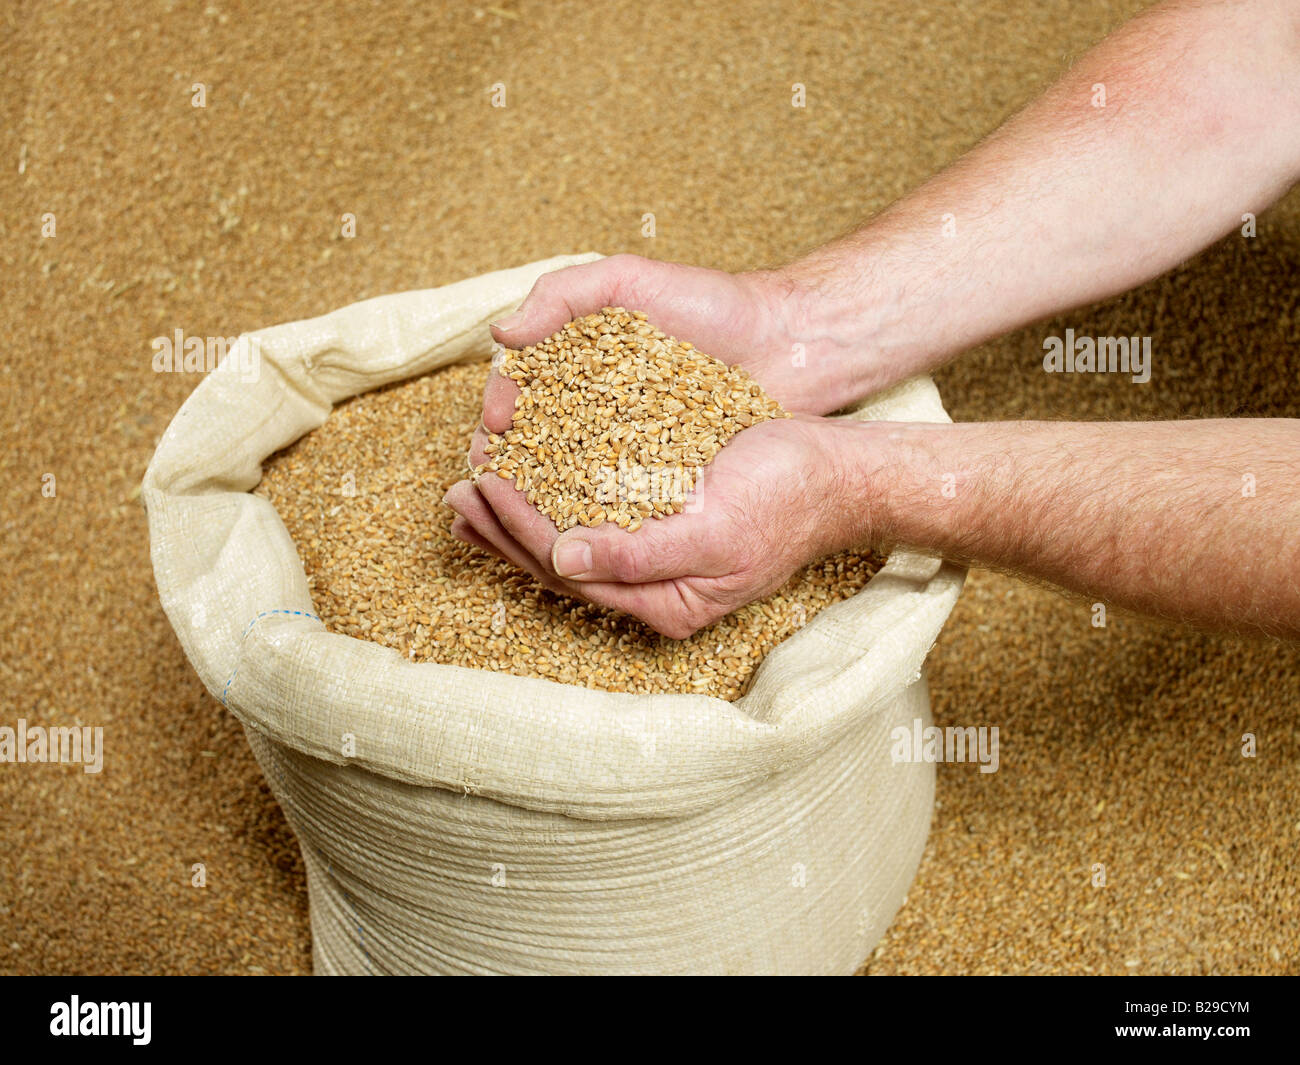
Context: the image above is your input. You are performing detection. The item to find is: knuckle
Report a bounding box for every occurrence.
[649,613,696,640]
[606,252,644,272]
[684,602,720,634]
[606,254,653,299]
[604,536,643,582]
[530,272,559,299]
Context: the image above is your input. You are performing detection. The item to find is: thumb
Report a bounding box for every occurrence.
[489,257,626,348]
[551,513,733,584]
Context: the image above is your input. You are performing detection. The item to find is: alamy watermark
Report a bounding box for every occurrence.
[594,457,703,513]
[151,329,261,383]
[1042,329,1151,384]
[890,718,999,773]
[50,996,150,1045]
[0,718,103,774]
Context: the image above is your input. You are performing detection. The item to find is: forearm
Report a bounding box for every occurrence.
[826,418,1300,636]
[776,0,1300,400]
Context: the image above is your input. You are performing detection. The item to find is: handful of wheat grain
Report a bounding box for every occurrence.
[479,307,789,532]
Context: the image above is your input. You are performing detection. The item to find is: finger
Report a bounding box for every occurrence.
[455,513,556,591]
[474,466,566,568]
[482,371,520,435]
[581,578,727,641]
[489,254,767,370]
[450,515,508,562]
[468,422,492,467]
[549,509,734,584]
[489,258,634,348]
[445,482,577,599]
[447,480,689,626]
[449,482,721,639]
[447,480,568,595]
[444,478,492,524]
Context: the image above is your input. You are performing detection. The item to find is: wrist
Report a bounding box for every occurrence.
[804,417,907,555]
[813,418,969,558]
[759,245,938,408]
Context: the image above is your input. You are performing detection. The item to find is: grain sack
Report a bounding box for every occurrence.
[143,253,966,975]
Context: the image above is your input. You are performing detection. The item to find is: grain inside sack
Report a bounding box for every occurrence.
[257,308,882,701]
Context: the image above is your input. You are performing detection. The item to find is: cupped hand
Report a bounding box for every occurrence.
[444,415,847,639]
[483,253,856,430]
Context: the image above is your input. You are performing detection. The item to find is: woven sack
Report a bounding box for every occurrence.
[144,253,965,974]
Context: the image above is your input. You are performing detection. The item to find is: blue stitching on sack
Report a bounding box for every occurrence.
[221,667,239,707]
[221,609,322,706]
[241,608,321,639]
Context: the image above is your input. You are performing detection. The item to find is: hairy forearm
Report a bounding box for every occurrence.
[776,0,1300,401]
[825,418,1300,636]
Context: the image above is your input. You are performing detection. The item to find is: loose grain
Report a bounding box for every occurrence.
[480,307,788,531]
[255,359,877,701]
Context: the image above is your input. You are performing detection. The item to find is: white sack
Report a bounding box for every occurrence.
[144,254,965,974]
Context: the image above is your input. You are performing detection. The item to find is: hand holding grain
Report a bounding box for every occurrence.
[446,301,857,638]
[484,253,863,424]
[446,414,846,639]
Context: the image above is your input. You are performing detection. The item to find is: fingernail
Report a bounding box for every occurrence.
[491,310,525,332]
[553,538,592,578]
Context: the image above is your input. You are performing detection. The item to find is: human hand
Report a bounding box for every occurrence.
[444,415,855,639]
[483,253,863,430]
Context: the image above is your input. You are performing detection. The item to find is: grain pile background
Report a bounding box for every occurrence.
[1,0,1296,975]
